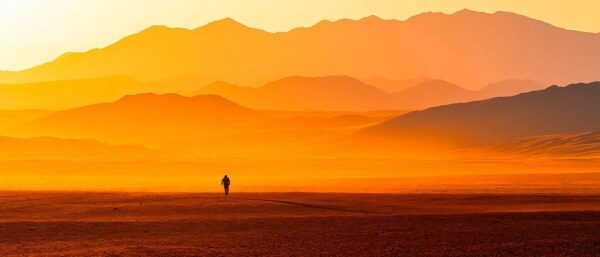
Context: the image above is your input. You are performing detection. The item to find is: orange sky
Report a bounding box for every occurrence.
[1,0,599,71]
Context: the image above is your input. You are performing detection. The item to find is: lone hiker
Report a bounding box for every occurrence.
[221,175,231,196]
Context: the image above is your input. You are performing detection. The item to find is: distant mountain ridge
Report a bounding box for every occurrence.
[1,9,599,90]
[193,76,545,111]
[0,73,546,111]
[193,76,395,111]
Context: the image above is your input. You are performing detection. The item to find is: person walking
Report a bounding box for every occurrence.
[221,175,231,196]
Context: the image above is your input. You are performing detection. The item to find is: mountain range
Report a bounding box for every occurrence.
[0,10,596,159]
[0,58,592,156]
[193,76,544,111]
[0,73,544,111]
[3,92,400,154]
[2,81,598,159]
[1,9,599,90]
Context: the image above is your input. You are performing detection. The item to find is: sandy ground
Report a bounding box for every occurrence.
[1,192,599,256]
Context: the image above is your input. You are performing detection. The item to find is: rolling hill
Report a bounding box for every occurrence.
[1,10,599,90]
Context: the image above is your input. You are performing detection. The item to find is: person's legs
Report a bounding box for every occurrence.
[224,185,229,196]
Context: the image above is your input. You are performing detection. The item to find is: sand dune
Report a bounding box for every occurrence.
[480,131,600,158]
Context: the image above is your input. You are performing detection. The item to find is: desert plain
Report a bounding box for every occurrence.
[2,173,600,257]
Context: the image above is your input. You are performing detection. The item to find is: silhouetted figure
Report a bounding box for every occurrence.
[221,175,231,196]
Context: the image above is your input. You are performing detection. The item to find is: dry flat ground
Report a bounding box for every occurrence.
[1,192,599,256]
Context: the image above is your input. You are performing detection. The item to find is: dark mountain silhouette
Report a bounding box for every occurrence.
[362,82,600,148]
[1,10,599,90]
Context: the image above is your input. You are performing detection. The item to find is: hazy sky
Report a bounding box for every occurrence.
[1,0,599,71]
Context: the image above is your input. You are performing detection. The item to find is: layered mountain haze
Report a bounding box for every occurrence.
[0,7,598,194]
[2,10,599,90]
[0,109,51,129]
[7,93,263,144]
[0,73,551,111]
[362,82,600,148]
[0,76,152,110]
[0,136,154,160]
[194,76,543,111]
[5,92,392,154]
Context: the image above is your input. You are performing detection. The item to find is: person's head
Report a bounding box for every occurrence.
[224,175,228,177]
